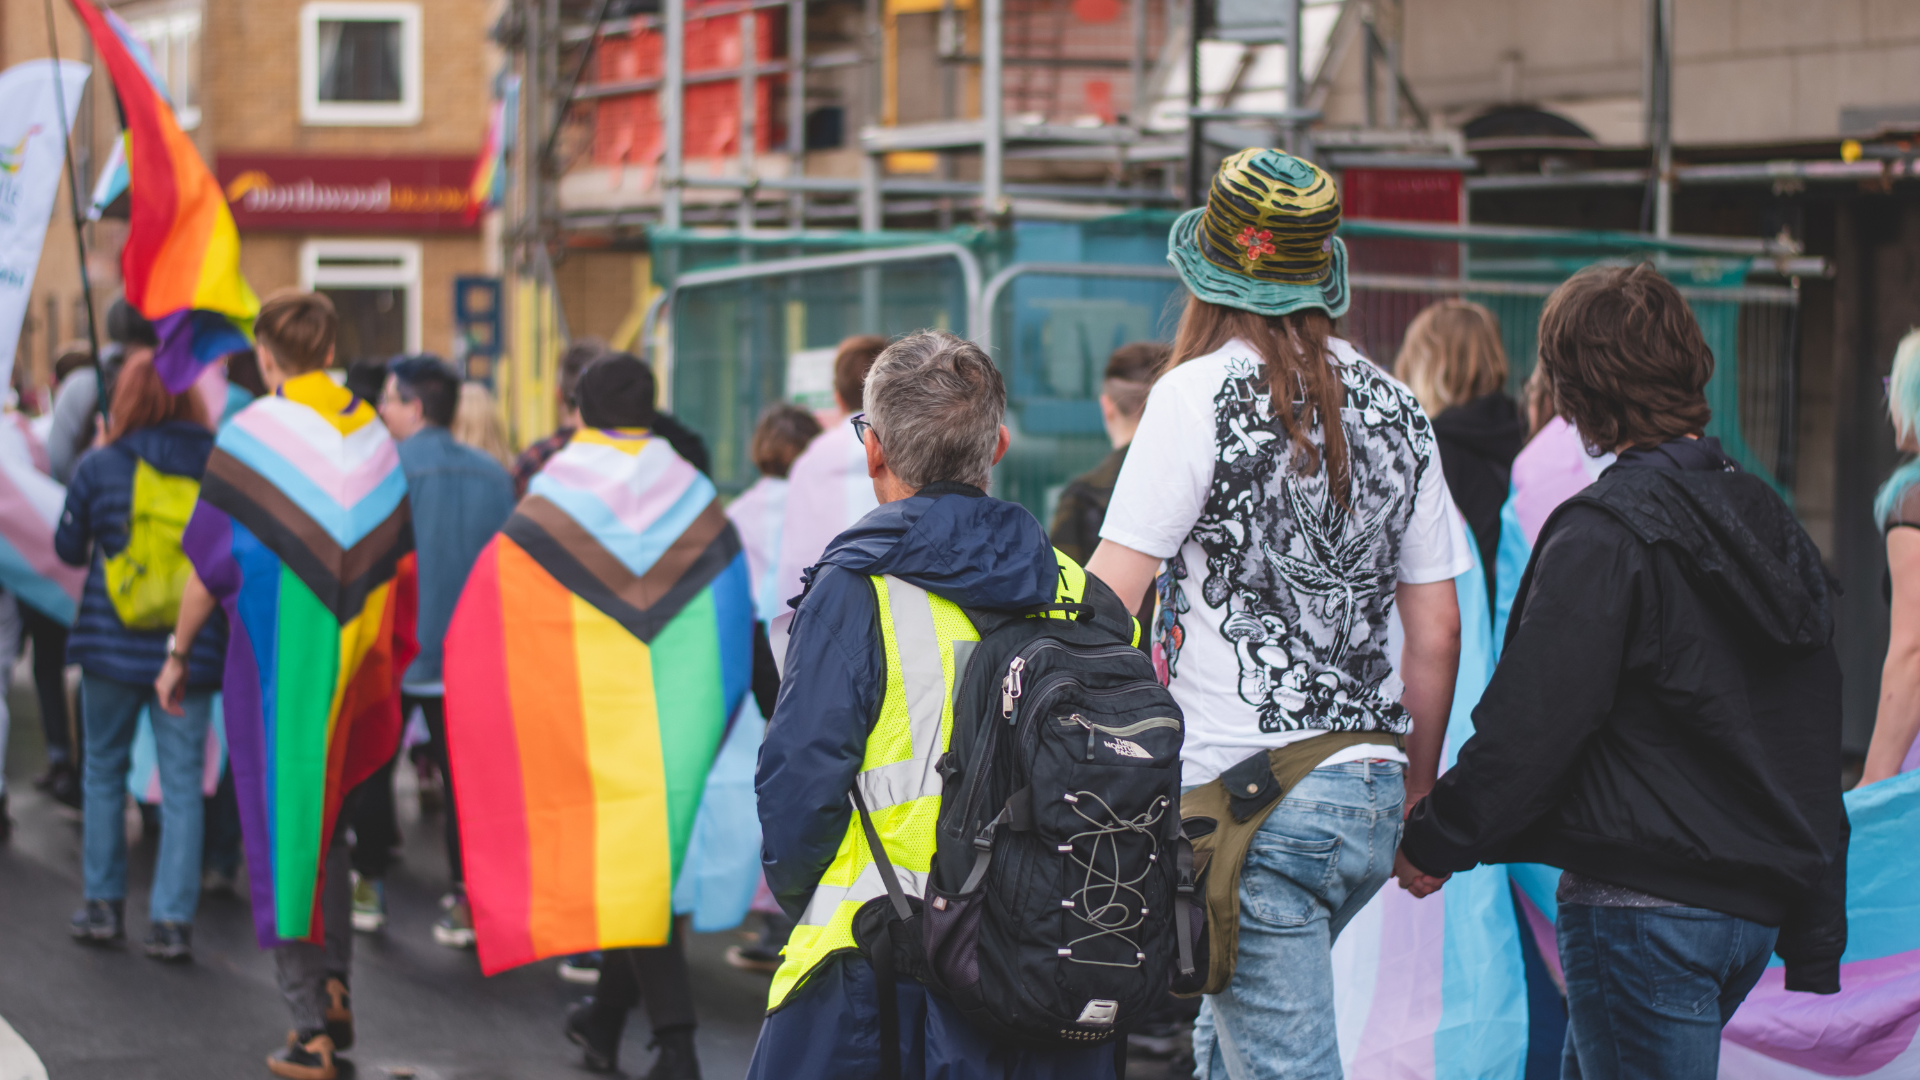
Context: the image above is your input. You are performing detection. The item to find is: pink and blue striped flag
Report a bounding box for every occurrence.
[0,414,84,624]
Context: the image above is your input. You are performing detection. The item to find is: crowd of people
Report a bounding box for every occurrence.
[0,145,1899,1080]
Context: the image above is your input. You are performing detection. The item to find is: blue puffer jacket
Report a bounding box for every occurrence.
[748,481,1114,1080]
[55,421,226,688]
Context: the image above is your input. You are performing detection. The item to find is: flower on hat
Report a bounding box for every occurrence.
[1236,225,1277,265]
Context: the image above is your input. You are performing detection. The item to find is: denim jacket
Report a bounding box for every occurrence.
[396,426,515,691]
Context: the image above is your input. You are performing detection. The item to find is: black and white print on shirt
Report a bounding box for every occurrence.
[1155,350,1435,734]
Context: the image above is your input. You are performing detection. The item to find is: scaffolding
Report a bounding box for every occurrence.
[488,0,1830,524]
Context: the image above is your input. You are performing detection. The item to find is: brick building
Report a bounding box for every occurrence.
[9,0,499,397]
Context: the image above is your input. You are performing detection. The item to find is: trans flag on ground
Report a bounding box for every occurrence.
[444,428,754,975]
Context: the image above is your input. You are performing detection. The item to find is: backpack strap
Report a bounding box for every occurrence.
[851,786,909,1080]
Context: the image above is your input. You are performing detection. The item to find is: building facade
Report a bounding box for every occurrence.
[9,0,499,398]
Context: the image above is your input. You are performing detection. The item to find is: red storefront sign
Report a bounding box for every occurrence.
[215,154,477,233]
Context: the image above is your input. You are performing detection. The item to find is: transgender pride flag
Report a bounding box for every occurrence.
[1332,518,1531,1079]
[1719,770,1920,1078]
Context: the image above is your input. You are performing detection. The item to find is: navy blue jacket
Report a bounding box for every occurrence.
[55,422,226,688]
[749,482,1113,1080]
[395,426,515,691]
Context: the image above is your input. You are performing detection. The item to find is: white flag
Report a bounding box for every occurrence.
[0,60,89,395]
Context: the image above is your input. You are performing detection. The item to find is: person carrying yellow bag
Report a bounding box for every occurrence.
[55,349,226,963]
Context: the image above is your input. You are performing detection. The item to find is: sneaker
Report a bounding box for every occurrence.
[644,1025,701,1080]
[564,999,624,1074]
[558,952,602,985]
[143,921,193,962]
[414,758,443,813]
[323,976,354,1051]
[69,899,125,944]
[432,892,475,949]
[0,793,10,844]
[266,1029,337,1080]
[37,761,82,810]
[723,943,782,973]
[203,868,240,897]
[350,875,387,933]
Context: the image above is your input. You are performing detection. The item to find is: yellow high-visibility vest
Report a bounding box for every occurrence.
[766,551,1097,1011]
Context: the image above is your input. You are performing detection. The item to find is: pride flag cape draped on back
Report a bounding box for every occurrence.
[182,372,416,947]
[444,428,754,975]
[71,0,258,393]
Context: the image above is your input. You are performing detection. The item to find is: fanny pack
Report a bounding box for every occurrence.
[1177,731,1405,997]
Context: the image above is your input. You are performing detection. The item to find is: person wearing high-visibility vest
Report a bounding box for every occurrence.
[748,330,1118,1080]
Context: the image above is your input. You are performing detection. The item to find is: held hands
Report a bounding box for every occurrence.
[1392,848,1449,899]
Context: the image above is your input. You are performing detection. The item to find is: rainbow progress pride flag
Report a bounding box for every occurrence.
[183,372,416,947]
[445,428,754,975]
[71,0,258,393]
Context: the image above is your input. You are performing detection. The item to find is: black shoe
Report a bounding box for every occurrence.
[69,899,125,944]
[49,768,83,810]
[266,1029,337,1080]
[0,793,10,843]
[323,976,354,1051]
[142,921,193,962]
[565,999,625,1073]
[645,1026,700,1080]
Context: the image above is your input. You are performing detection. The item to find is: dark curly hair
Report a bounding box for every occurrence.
[1537,262,1713,454]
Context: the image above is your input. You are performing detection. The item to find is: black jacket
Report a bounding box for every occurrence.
[1401,437,1848,994]
[1432,392,1524,601]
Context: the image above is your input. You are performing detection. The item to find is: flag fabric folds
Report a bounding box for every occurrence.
[182,372,416,948]
[444,428,754,975]
[70,0,258,393]
[1329,525,1532,1079]
[0,414,84,623]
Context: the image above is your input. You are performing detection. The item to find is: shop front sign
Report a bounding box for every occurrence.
[217,154,476,232]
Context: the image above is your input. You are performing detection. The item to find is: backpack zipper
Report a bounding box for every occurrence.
[1061,713,1182,762]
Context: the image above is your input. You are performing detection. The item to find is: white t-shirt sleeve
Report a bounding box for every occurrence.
[1397,450,1474,584]
[1099,366,1216,559]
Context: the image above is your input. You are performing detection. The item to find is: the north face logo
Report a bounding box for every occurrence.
[1104,738,1150,759]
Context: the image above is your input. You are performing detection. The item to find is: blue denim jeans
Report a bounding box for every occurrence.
[1194,760,1406,1080]
[82,672,213,924]
[1558,903,1778,1080]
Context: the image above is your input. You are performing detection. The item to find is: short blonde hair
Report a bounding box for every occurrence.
[1393,300,1510,417]
[255,291,338,375]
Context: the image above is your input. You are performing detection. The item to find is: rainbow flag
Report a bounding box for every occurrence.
[182,372,416,947]
[465,98,506,224]
[71,0,258,393]
[0,414,84,624]
[444,428,753,975]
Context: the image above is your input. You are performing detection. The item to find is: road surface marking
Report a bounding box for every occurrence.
[0,1013,46,1080]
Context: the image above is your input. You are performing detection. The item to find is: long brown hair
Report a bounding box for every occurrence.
[108,352,207,442]
[1162,295,1348,504]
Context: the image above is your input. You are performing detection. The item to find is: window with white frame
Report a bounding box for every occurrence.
[300,240,422,363]
[122,3,203,129]
[299,2,422,126]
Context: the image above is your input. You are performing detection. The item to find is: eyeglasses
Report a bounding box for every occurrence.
[851,412,878,446]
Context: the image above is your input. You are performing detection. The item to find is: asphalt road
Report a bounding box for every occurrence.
[0,669,769,1080]
[0,665,1186,1080]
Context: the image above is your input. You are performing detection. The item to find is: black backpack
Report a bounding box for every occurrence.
[851,570,1199,1061]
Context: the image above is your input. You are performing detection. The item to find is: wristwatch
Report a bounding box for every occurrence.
[164,633,189,664]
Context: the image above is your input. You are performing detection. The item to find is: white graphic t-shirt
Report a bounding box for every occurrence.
[1101,336,1469,787]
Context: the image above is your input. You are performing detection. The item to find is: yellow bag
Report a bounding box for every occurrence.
[103,458,200,630]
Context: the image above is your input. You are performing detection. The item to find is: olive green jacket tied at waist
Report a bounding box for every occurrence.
[1178,730,1406,997]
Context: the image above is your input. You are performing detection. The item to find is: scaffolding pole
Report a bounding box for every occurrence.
[981,0,1005,222]
[663,0,686,229]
